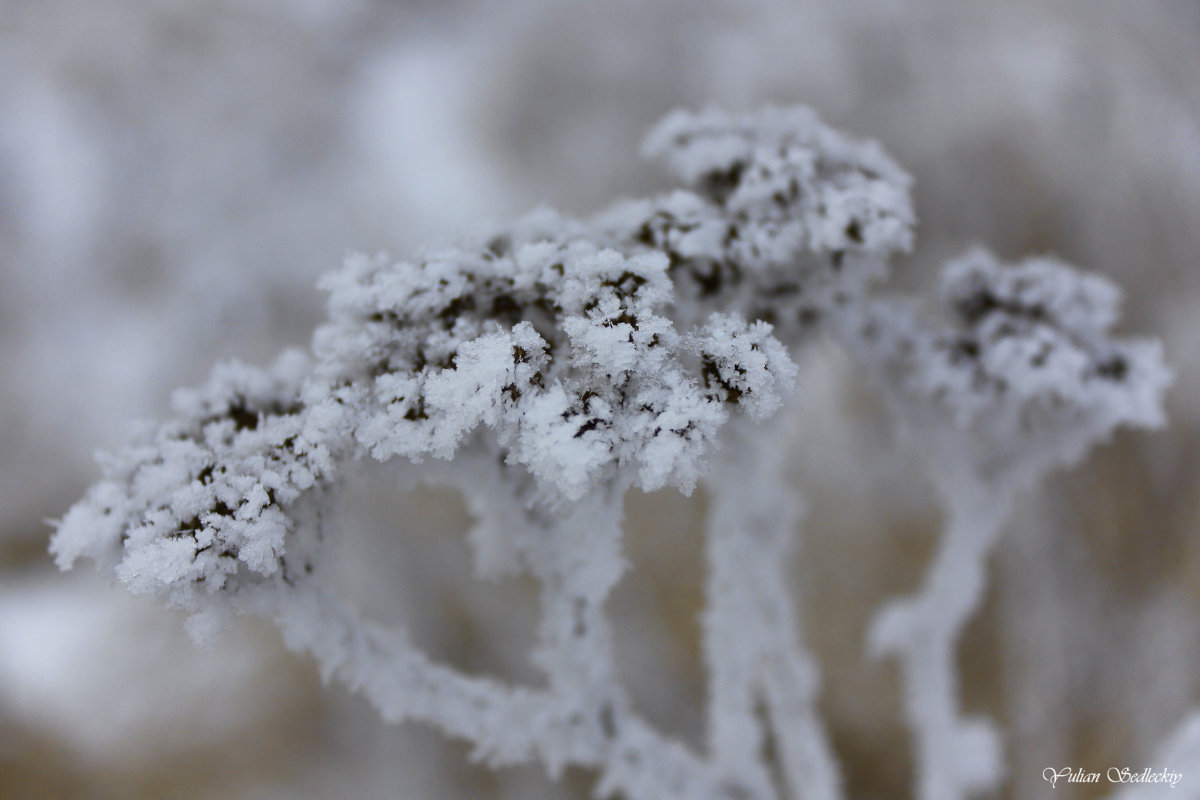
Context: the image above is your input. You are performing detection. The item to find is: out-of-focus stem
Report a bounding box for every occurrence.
[704,421,842,800]
[869,493,1006,800]
[260,460,773,800]
[526,488,628,746]
[266,581,758,800]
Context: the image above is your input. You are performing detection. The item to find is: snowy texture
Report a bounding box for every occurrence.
[600,106,913,335]
[845,250,1171,800]
[53,106,1171,800]
[313,223,796,502]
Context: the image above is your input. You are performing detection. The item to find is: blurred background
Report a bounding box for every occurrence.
[1,0,1198,797]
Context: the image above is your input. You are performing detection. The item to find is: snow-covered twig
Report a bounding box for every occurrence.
[52,106,1171,800]
[847,251,1171,800]
[704,419,841,800]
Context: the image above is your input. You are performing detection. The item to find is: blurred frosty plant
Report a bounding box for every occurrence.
[53,107,1171,800]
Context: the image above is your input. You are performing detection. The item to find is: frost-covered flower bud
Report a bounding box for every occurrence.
[599,106,915,335]
[53,351,330,610]
[854,248,1169,485]
[312,217,797,501]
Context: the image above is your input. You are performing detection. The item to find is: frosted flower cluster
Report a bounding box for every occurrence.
[53,106,1171,800]
[602,105,913,333]
[851,247,1167,485]
[848,252,1170,800]
[53,353,327,606]
[316,220,796,501]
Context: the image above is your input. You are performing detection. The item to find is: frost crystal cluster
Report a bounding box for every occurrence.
[54,107,1172,800]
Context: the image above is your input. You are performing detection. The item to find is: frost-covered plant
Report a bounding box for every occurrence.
[53,107,1171,800]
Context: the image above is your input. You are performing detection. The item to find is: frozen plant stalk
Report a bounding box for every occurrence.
[54,107,1170,800]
